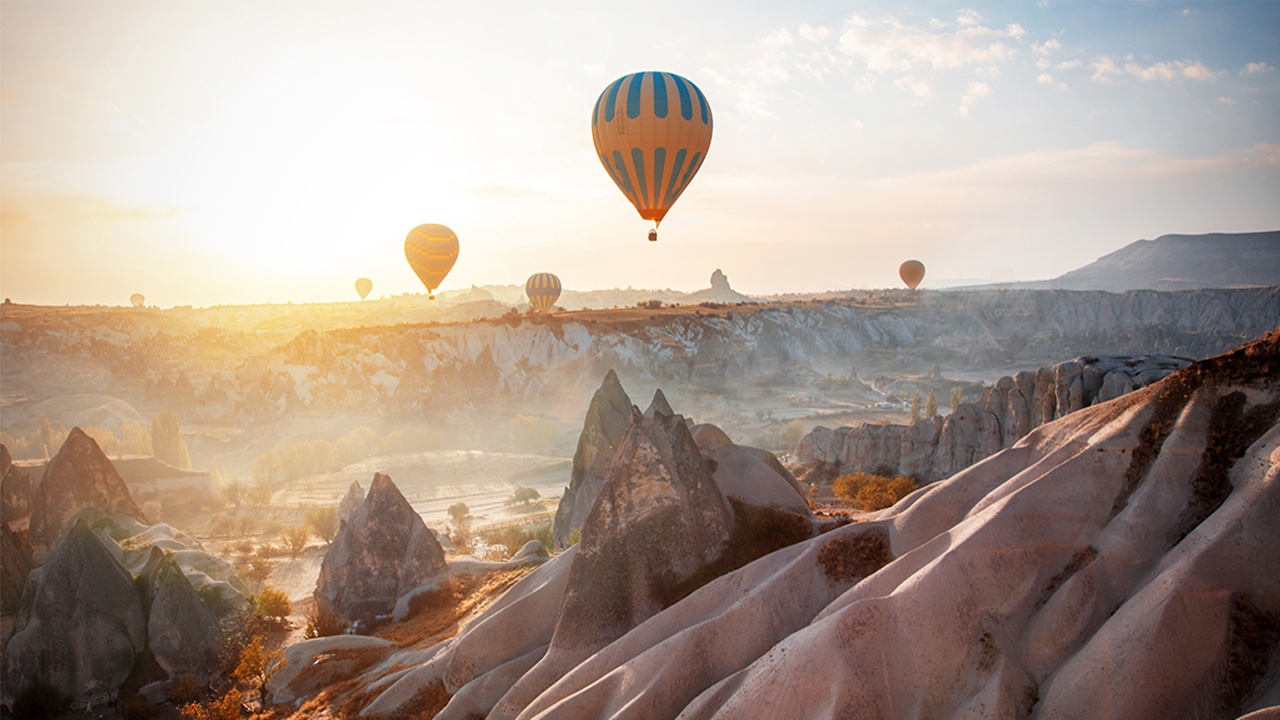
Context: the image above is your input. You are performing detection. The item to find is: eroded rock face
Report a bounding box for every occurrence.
[1,521,147,708]
[135,547,223,680]
[1,525,34,613]
[553,408,734,653]
[710,269,731,291]
[315,473,446,624]
[1,444,35,532]
[552,370,633,545]
[337,480,364,526]
[796,354,1193,483]
[28,428,147,547]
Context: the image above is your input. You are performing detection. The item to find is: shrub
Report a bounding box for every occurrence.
[303,603,348,639]
[480,523,554,559]
[255,585,291,620]
[304,506,338,544]
[232,634,284,703]
[504,486,541,506]
[448,502,470,528]
[180,688,243,720]
[167,673,203,704]
[280,525,310,558]
[832,472,917,512]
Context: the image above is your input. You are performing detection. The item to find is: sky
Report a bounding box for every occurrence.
[2,1,1278,307]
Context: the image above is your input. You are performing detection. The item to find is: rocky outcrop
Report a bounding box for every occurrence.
[710,269,730,291]
[796,353,1193,483]
[28,428,147,547]
[552,370,633,545]
[1,444,34,533]
[337,480,364,526]
[1,525,34,613]
[690,423,811,515]
[1,521,147,708]
[135,547,224,680]
[315,473,446,625]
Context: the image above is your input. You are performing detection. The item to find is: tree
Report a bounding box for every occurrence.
[281,525,310,558]
[909,392,922,424]
[254,585,291,620]
[232,634,284,703]
[152,411,192,469]
[448,502,470,528]
[39,417,54,458]
[950,387,963,413]
[505,486,540,506]
[304,506,338,544]
[833,472,918,512]
[222,479,246,508]
[925,389,938,419]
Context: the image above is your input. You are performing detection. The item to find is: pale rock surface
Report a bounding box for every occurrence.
[28,428,147,547]
[553,369,632,545]
[134,546,223,680]
[1,443,34,532]
[315,472,447,624]
[337,480,365,525]
[796,353,1192,483]
[1,520,147,708]
[689,423,811,515]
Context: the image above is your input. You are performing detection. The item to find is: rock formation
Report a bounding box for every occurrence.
[266,333,1280,719]
[1,444,34,533]
[0,525,34,613]
[314,472,447,625]
[1,521,147,708]
[28,428,147,547]
[135,547,224,680]
[795,353,1192,483]
[337,480,364,526]
[552,370,633,545]
[709,269,730,291]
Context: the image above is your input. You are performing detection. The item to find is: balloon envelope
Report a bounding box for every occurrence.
[525,273,562,313]
[404,224,459,299]
[899,260,926,290]
[355,277,373,300]
[592,71,712,230]
[129,293,144,308]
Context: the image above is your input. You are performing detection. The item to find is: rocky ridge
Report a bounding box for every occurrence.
[796,353,1193,483]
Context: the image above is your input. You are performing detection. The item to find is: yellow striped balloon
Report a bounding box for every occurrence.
[592,71,712,240]
[525,272,562,312]
[404,224,459,299]
[899,260,925,290]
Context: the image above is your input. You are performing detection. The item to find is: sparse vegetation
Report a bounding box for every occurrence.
[303,603,348,639]
[180,688,244,720]
[232,633,285,703]
[305,505,338,544]
[448,502,471,528]
[910,392,922,424]
[280,525,310,558]
[480,523,554,559]
[833,472,918,511]
[505,485,541,507]
[925,389,938,419]
[951,386,964,412]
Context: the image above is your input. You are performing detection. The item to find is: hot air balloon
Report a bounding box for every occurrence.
[899,260,925,290]
[130,293,145,308]
[591,71,713,242]
[525,273,562,313]
[404,224,459,300]
[355,277,373,300]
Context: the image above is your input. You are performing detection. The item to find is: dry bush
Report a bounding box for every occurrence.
[304,603,348,639]
[254,585,292,620]
[833,472,917,511]
[180,688,243,720]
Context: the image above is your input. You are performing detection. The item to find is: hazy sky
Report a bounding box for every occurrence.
[2,1,1278,306]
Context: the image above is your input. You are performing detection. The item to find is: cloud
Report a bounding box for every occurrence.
[894,74,934,99]
[1091,56,1218,82]
[797,23,829,42]
[1037,73,1055,85]
[1244,61,1273,74]
[1216,96,1235,105]
[836,12,1019,75]
[959,80,990,116]
[581,63,607,75]
[1032,38,1061,55]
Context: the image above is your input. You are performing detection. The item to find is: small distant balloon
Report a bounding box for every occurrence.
[404,224,459,300]
[525,273,562,313]
[591,71,713,242]
[355,277,373,300]
[899,260,925,290]
[130,293,145,308]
